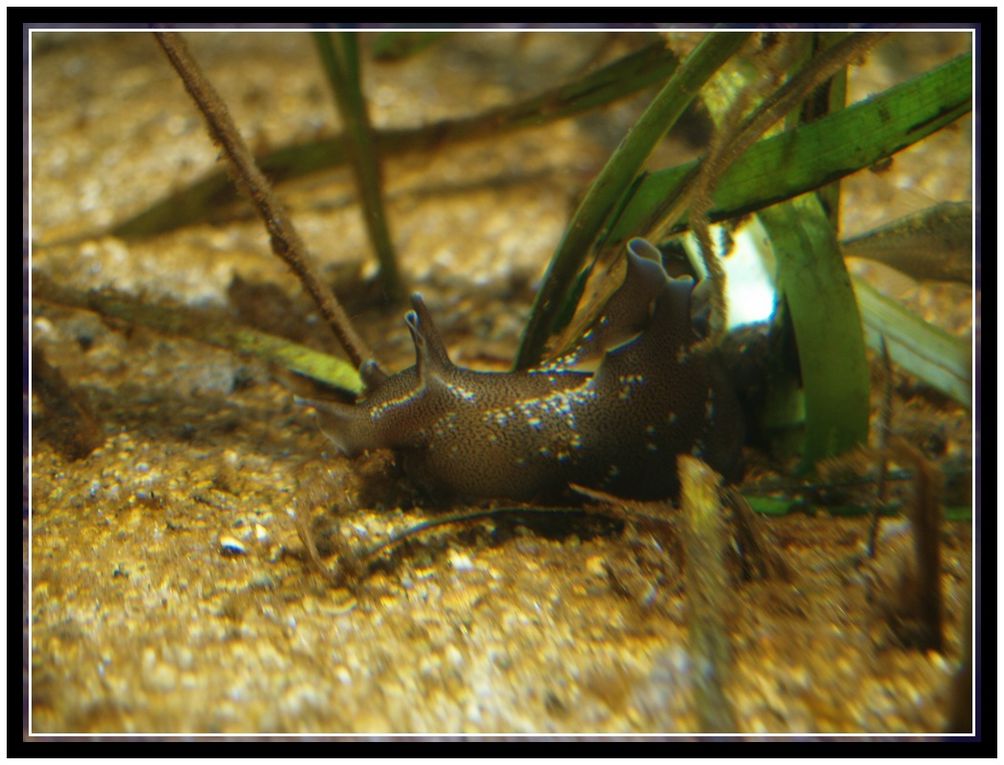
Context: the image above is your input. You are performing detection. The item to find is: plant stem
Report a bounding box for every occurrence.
[153,31,379,372]
[646,32,885,244]
[515,31,750,370]
[107,40,683,241]
[890,437,945,652]
[33,272,364,395]
[314,32,404,302]
[679,455,737,732]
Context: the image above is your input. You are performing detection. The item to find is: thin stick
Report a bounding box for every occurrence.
[514,31,750,371]
[103,40,686,242]
[889,437,944,652]
[684,37,798,344]
[867,335,894,557]
[679,455,737,732]
[314,32,403,302]
[153,32,379,372]
[31,343,104,460]
[359,505,600,561]
[33,273,364,395]
[723,487,792,581]
[648,32,887,244]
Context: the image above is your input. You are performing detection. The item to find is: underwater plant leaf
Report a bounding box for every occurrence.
[105,40,686,241]
[33,274,364,395]
[841,202,972,284]
[945,506,973,522]
[514,31,751,370]
[226,328,364,395]
[742,496,901,517]
[851,275,971,407]
[315,32,403,300]
[758,194,871,469]
[370,31,447,61]
[606,53,972,241]
[743,496,797,516]
[745,498,972,520]
[744,494,971,521]
[784,32,852,229]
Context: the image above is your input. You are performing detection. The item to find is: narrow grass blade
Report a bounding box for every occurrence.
[33,274,364,395]
[607,53,972,241]
[104,40,685,241]
[852,275,971,407]
[315,32,403,301]
[514,31,751,370]
[758,194,871,469]
[786,32,852,230]
[370,31,447,61]
[841,202,972,284]
[745,495,971,522]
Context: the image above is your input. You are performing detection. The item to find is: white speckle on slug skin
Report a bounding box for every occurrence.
[369,387,425,420]
[445,382,477,403]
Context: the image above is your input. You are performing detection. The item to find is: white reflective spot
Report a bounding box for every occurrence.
[446,383,477,403]
[682,216,778,330]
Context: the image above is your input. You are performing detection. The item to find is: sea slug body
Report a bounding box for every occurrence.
[310,239,743,501]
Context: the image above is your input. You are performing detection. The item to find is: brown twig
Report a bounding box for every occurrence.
[569,484,679,532]
[291,466,366,589]
[31,343,104,461]
[153,31,379,373]
[867,335,895,557]
[888,436,945,652]
[947,594,972,731]
[720,32,885,192]
[679,455,737,732]
[682,37,790,343]
[32,272,364,395]
[671,37,791,344]
[723,487,792,582]
[648,32,887,245]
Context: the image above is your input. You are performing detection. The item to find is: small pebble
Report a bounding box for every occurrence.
[585,555,606,577]
[219,535,246,556]
[33,317,55,336]
[448,550,475,571]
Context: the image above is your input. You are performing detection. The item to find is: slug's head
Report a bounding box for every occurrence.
[301,293,453,456]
